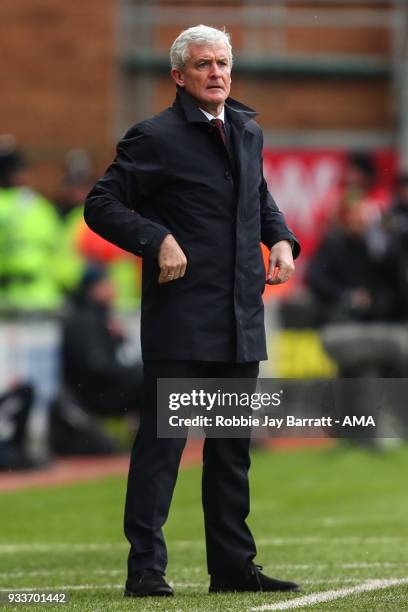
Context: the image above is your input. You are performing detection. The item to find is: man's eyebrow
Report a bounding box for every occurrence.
[194,56,229,62]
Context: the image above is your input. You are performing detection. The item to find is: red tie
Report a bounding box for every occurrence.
[211,118,227,146]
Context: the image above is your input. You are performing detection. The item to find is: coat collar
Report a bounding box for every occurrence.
[173,86,258,128]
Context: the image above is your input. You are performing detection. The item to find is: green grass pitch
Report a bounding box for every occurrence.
[1,445,408,611]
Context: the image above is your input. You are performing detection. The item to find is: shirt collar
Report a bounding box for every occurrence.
[174,86,257,128]
[199,107,225,123]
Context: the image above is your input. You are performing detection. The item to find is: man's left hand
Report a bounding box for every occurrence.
[266,240,295,285]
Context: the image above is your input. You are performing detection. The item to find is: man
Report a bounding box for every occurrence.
[50,263,141,457]
[0,137,62,311]
[85,25,300,597]
[308,199,403,326]
[60,263,142,421]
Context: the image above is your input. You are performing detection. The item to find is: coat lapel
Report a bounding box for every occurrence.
[174,87,259,217]
[226,101,257,218]
[173,86,258,128]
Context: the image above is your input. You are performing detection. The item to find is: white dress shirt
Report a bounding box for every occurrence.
[199,107,225,123]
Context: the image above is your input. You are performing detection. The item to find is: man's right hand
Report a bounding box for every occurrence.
[158,234,187,284]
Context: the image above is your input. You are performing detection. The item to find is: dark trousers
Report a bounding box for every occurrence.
[124,360,259,577]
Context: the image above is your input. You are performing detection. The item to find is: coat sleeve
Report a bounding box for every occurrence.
[257,130,301,259]
[84,125,171,259]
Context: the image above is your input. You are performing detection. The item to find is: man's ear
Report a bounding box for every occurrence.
[171,68,185,87]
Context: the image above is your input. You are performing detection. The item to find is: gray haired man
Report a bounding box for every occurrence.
[85,24,300,597]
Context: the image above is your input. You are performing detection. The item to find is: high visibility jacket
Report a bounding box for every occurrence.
[0,187,62,311]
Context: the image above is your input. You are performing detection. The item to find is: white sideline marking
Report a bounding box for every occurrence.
[340,562,407,569]
[0,536,407,554]
[0,570,123,579]
[183,562,408,572]
[249,578,408,611]
[272,562,408,570]
[0,543,127,553]
[173,536,408,547]
[1,567,405,580]
[257,536,407,546]
[320,515,405,527]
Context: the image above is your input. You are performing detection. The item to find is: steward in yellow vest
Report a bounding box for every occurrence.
[0,143,62,312]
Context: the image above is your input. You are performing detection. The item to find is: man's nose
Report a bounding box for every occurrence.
[209,61,222,77]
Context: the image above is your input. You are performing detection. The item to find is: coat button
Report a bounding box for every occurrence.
[139,238,148,245]
[224,170,231,180]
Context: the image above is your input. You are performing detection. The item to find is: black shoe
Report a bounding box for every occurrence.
[124,569,174,597]
[209,563,300,593]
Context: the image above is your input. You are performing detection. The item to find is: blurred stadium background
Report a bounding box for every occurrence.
[1,1,408,609]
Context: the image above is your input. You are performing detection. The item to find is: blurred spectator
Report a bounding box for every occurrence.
[54,149,96,296]
[387,173,408,236]
[384,174,408,299]
[314,152,390,249]
[50,264,143,455]
[0,135,62,312]
[337,152,390,215]
[0,384,42,470]
[54,149,141,312]
[307,194,404,327]
[342,153,380,204]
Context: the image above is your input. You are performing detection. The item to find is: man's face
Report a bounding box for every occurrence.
[171,42,231,113]
[90,277,117,306]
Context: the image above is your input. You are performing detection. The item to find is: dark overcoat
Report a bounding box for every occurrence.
[84,87,300,362]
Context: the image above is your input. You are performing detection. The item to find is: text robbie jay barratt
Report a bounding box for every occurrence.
[167,415,377,428]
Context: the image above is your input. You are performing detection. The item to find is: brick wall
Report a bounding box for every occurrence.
[0,0,117,197]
